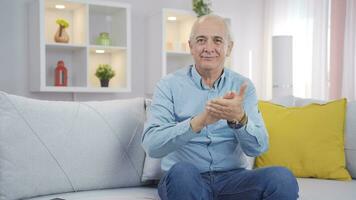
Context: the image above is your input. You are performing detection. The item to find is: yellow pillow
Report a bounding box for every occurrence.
[255,99,351,180]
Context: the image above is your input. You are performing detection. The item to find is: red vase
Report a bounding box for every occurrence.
[55,60,68,86]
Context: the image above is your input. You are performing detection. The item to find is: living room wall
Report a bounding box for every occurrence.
[0,0,264,101]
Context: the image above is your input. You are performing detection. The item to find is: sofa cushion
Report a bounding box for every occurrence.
[295,98,356,179]
[142,156,163,182]
[0,92,146,200]
[141,99,163,182]
[271,96,356,179]
[27,178,356,200]
[26,187,160,200]
[297,178,356,200]
[256,99,351,180]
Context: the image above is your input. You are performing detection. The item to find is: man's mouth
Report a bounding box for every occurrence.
[201,56,216,60]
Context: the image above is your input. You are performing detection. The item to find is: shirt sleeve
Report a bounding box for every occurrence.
[141,79,199,158]
[233,82,269,157]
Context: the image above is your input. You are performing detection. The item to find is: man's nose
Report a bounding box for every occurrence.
[203,40,215,53]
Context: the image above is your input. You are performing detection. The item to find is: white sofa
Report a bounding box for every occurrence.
[0,91,355,200]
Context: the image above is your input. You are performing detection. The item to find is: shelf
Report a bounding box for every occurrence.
[89,45,127,51]
[164,10,195,52]
[145,9,197,95]
[41,86,130,93]
[29,0,131,93]
[45,45,87,87]
[89,5,127,46]
[88,47,127,89]
[46,43,86,49]
[166,50,190,55]
[45,0,87,45]
[145,8,233,95]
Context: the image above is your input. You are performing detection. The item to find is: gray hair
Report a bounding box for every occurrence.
[189,14,233,42]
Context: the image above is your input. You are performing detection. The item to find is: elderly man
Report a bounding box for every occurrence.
[142,14,299,200]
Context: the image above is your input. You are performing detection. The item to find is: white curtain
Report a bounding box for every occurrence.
[262,0,329,100]
[342,0,356,101]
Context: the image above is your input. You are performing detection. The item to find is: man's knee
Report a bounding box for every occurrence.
[159,162,210,200]
[166,162,201,184]
[268,167,298,187]
[264,167,299,198]
[163,162,203,196]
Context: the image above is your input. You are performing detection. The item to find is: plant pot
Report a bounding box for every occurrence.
[96,32,111,46]
[100,79,110,87]
[54,26,69,43]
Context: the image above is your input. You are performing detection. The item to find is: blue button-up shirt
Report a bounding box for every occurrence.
[142,65,269,172]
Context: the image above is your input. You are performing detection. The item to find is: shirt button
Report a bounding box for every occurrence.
[208,91,214,99]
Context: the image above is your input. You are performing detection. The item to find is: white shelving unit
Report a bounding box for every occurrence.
[145,8,232,96]
[28,0,131,93]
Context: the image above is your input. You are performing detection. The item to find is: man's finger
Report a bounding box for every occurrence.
[208,101,229,112]
[207,108,228,120]
[210,98,230,107]
[207,106,223,117]
[238,81,248,98]
[223,91,235,99]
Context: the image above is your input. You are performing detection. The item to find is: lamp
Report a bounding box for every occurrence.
[272,35,293,98]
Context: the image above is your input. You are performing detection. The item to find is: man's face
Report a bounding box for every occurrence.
[189,19,233,72]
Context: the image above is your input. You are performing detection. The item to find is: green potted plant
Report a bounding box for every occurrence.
[54,18,70,43]
[192,0,212,17]
[95,64,116,87]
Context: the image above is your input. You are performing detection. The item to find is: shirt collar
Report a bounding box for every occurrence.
[190,65,226,90]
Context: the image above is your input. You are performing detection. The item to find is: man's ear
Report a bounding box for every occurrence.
[189,40,193,54]
[226,41,234,57]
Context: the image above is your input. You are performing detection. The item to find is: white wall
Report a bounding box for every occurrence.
[0,0,264,101]
[213,0,265,98]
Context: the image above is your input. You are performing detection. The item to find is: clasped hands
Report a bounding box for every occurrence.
[190,82,248,133]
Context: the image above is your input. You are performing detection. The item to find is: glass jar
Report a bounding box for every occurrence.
[96,32,111,46]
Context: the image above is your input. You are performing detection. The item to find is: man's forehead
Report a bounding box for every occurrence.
[190,15,231,42]
[193,23,227,37]
[194,34,225,39]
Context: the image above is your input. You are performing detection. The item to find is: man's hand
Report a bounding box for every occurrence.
[190,82,248,133]
[206,82,248,122]
[190,107,219,133]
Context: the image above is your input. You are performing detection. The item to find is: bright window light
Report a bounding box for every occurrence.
[167,16,177,21]
[55,5,65,9]
[95,50,105,54]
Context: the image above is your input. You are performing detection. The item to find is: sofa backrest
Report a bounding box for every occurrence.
[0,92,146,200]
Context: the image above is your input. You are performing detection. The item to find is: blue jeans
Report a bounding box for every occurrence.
[158,162,299,200]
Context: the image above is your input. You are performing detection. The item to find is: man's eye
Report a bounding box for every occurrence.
[196,39,205,43]
[214,39,223,44]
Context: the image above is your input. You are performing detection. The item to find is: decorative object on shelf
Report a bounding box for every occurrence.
[96,32,112,46]
[95,64,115,87]
[166,42,190,52]
[166,42,174,51]
[192,0,212,17]
[54,18,69,43]
[55,60,68,86]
